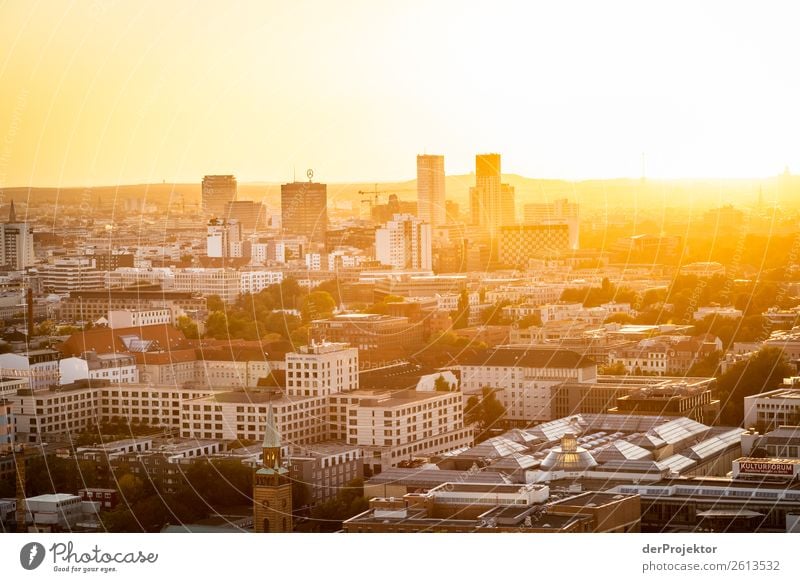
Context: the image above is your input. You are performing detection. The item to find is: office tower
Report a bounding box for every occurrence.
[375,213,432,270]
[281,179,328,245]
[224,200,265,232]
[524,198,580,249]
[206,218,243,258]
[201,175,237,218]
[469,153,515,236]
[416,154,446,227]
[253,405,293,533]
[0,201,35,269]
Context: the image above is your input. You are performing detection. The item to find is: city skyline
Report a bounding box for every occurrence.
[3,2,800,187]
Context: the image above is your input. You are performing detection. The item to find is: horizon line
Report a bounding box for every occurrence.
[0,172,794,191]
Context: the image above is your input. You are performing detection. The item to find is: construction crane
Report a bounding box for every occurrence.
[358,184,390,207]
[357,184,416,205]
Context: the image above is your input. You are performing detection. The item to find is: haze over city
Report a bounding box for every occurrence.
[3,0,800,556]
[2,1,800,186]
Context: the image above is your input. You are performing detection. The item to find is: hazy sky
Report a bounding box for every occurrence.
[1,1,800,187]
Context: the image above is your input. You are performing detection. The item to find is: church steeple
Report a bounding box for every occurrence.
[8,200,16,223]
[262,403,282,468]
[253,402,293,533]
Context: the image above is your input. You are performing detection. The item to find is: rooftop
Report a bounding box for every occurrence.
[457,347,595,369]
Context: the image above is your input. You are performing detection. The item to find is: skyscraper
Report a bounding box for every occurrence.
[201,175,237,218]
[469,153,515,237]
[416,154,446,227]
[0,201,35,269]
[224,200,265,233]
[281,179,328,245]
[375,213,432,270]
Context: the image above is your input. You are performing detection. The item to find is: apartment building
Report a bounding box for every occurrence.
[454,348,597,424]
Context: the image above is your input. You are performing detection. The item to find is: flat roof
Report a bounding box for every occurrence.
[457,347,595,369]
[205,391,298,404]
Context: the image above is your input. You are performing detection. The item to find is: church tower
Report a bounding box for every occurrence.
[253,404,293,533]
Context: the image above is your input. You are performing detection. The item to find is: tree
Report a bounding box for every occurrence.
[206,294,225,313]
[465,387,507,442]
[481,301,511,325]
[204,311,230,339]
[35,320,56,336]
[309,478,369,532]
[452,289,470,329]
[175,315,199,339]
[687,352,721,377]
[604,313,635,325]
[518,313,543,329]
[599,361,628,375]
[300,291,336,323]
[434,374,455,392]
[716,347,794,426]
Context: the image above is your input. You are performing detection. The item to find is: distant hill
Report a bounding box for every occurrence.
[4,173,798,212]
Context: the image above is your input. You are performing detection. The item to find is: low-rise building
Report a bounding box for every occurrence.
[454,347,597,424]
[743,387,800,431]
[0,350,61,391]
[289,442,363,505]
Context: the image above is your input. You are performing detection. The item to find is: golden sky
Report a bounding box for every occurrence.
[1,0,799,187]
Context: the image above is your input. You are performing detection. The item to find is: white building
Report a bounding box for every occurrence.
[455,348,597,424]
[0,350,61,391]
[328,248,368,271]
[375,213,432,270]
[24,494,99,532]
[207,218,243,258]
[59,353,139,385]
[39,257,105,294]
[693,306,743,320]
[172,269,241,303]
[328,382,471,475]
[743,387,800,430]
[285,341,359,397]
[240,270,284,294]
[181,392,328,443]
[108,308,172,329]
[304,252,324,271]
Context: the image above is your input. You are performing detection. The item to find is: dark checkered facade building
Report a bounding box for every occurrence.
[498,224,570,267]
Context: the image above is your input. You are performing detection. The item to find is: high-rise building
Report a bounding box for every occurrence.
[375,213,432,270]
[524,198,580,249]
[253,405,293,533]
[416,155,446,227]
[206,218,243,258]
[0,201,35,269]
[224,200,265,232]
[281,179,328,245]
[201,175,237,218]
[469,154,515,236]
